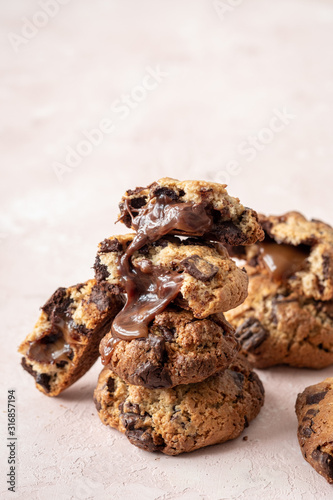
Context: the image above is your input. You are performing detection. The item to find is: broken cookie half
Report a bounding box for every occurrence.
[118,178,264,246]
[19,280,124,396]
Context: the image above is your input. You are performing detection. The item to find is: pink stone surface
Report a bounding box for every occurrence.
[1,0,333,498]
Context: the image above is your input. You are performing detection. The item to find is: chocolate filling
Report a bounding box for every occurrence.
[259,241,309,281]
[103,194,214,359]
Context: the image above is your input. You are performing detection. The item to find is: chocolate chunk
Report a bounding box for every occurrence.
[229,370,245,389]
[94,256,110,282]
[36,373,51,392]
[158,326,176,343]
[21,357,37,378]
[106,377,115,394]
[42,287,72,319]
[55,360,68,368]
[130,196,148,210]
[305,391,328,405]
[312,449,333,480]
[207,220,246,246]
[181,255,218,282]
[121,412,141,430]
[299,426,314,438]
[151,186,179,201]
[134,362,172,389]
[236,318,269,352]
[306,409,319,416]
[99,238,123,254]
[89,284,111,312]
[125,428,164,452]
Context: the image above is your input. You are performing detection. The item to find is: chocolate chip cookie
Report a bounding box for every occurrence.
[118,177,264,246]
[19,280,124,396]
[99,306,239,388]
[296,378,333,483]
[226,212,333,368]
[94,234,248,318]
[94,356,264,455]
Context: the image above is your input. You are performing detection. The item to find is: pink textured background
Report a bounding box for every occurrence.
[1,1,333,498]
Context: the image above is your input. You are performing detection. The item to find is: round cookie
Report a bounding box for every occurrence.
[99,307,240,389]
[94,234,249,318]
[118,177,264,246]
[94,356,265,456]
[226,212,333,369]
[296,378,333,484]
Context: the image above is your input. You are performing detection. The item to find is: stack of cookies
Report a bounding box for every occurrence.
[19,178,265,455]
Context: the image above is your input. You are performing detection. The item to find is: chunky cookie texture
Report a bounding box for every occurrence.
[94,234,248,318]
[118,178,264,246]
[235,211,333,301]
[296,378,333,484]
[19,280,124,396]
[94,356,264,456]
[226,275,333,369]
[226,212,333,369]
[99,307,240,388]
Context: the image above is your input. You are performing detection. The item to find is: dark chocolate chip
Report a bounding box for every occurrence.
[305,391,328,405]
[125,428,164,453]
[244,416,249,428]
[106,377,115,394]
[229,370,245,390]
[300,426,314,438]
[99,238,123,254]
[42,287,73,319]
[89,284,111,312]
[306,409,319,416]
[134,362,172,389]
[130,196,147,210]
[158,326,176,343]
[206,220,246,246]
[21,357,37,378]
[55,360,68,368]
[36,373,51,392]
[94,256,110,282]
[311,448,333,480]
[152,186,179,201]
[181,255,218,282]
[236,318,269,352]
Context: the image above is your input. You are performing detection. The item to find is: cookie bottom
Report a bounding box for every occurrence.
[94,356,264,455]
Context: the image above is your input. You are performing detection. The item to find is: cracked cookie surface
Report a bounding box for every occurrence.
[99,306,239,388]
[19,280,124,396]
[296,378,333,484]
[94,356,264,455]
[94,234,248,318]
[118,178,264,246]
